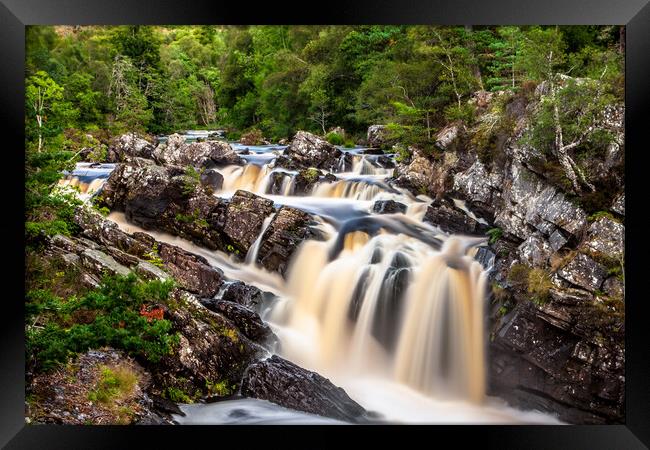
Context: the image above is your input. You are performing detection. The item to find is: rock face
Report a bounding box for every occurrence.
[153,133,243,167]
[158,243,224,297]
[200,299,277,348]
[423,201,486,235]
[582,217,624,258]
[219,281,264,311]
[155,292,265,400]
[557,253,607,292]
[222,190,275,254]
[256,206,321,275]
[106,133,155,163]
[240,355,366,422]
[394,148,462,199]
[281,131,350,172]
[489,298,624,424]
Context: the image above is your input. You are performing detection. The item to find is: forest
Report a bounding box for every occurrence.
[24,25,626,426]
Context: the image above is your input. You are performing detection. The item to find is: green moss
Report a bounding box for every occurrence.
[507,263,530,287]
[303,168,320,183]
[145,242,165,268]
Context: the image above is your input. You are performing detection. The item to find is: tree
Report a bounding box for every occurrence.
[26,71,71,152]
[486,26,522,91]
[194,82,217,126]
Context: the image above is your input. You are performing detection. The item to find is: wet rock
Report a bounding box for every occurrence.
[367,124,389,148]
[372,200,407,215]
[223,190,275,254]
[475,247,496,270]
[106,132,155,163]
[517,232,553,267]
[240,355,366,422]
[135,261,170,281]
[282,131,350,171]
[557,253,607,292]
[256,206,321,275]
[293,168,323,195]
[423,202,483,235]
[200,300,277,347]
[199,169,224,192]
[278,138,288,146]
[583,217,624,259]
[158,243,224,297]
[489,299,624,424]
[153,133,243,167]
[219,281,264,311]
[155,292,264,400]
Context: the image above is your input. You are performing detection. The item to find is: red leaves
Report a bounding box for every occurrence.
[139,304,164,322]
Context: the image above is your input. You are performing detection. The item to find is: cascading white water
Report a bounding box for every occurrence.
[271,231,487,403]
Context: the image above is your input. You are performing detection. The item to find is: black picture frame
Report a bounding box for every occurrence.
[2,1,649,448]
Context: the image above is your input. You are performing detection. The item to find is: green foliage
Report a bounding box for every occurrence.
[145,242,165,268]
[240,128,264,145]
[303,168,321,183]
[486,227,503,245]
[163,386,193,403]
[181,166,201,195]
[26,274,178,372]
[587,210,616,222]
[205,379,235,397]
[325,131,345,145]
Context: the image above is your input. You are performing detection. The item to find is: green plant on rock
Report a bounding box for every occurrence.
[163,386,193,404]
[507,263,530,287]
[486,227,503,245]
[145,242,164,268]
[205,379,235,397]
[303,168,320,183]
[181,166,201,195]
[88,364,138,404]
[527,268,553,305]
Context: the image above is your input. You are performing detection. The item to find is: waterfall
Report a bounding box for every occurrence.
[245,213,276,265]
[273,232,487,403]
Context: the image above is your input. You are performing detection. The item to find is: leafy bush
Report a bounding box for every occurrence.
[240,128,264,145]
[486,227,503,245]
[325,131,345,146]
[26,274,178,372]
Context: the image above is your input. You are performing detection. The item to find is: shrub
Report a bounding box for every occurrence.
[26,274,178,372]
[164,386,193,403]
[527,268,553,305]
[88,364,138,404]
[486,227,503,245]
[507,263,530,287]
[240,128,264,145]
[325,131,345,146]
[145,242,165,268]
[206,379,235,397]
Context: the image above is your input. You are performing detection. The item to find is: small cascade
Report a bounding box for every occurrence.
[310,180,386,201]
[245,213,276,265]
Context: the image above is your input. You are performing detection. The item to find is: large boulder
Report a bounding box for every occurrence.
[372,200,407,215]
[106,133,155,163]
[453,160,504,219]
[367,125,389,148]
[281,131,350,172]
[434,122,465,151]
[153,133,243,167]
[256,206,321,275]
[219,281,265,311]
[199,299,277,348]
[423,201,485,235]
[240,355,366,422]
[222,190,275,255]
[394,148,463,199]
[153,291,265,401]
